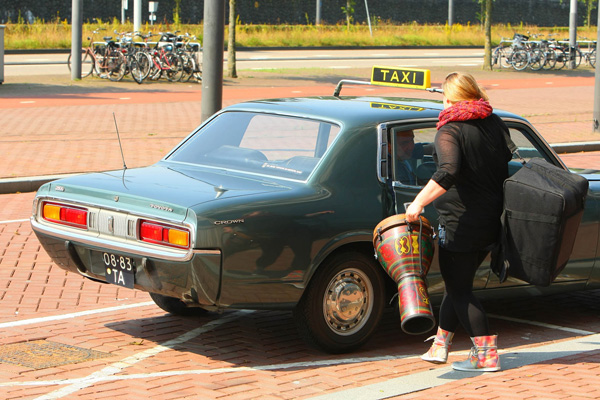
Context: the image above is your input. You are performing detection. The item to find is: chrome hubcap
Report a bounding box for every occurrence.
[323,268,373,336]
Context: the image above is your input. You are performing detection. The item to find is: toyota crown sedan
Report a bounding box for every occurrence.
[31,69,600,353]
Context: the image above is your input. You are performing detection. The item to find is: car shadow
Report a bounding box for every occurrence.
[103,289,600,371]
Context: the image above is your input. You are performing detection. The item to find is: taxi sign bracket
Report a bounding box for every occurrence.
[333,79,372,97]
[333,66,442,97]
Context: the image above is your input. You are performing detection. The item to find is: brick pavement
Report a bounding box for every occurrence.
[0,67,599,399]
[0,66,599,182]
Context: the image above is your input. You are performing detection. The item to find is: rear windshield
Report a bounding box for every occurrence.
[167,111,341,181]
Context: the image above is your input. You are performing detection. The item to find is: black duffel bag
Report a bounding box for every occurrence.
[491,143,589,287]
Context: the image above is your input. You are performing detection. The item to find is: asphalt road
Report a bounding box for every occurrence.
[4,47,484,76]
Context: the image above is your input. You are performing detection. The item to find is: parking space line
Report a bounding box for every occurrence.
[0,218,29,224]
[30,310,252,400]
[1,354,415,388]
[5,333,600,399]
[0,301,156,329]
[488,313,596,335]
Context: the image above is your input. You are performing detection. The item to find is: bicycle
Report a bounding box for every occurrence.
[93,34,127,82]
[175,33,202,82]
[67,28,105,78]
[146,32,185,82]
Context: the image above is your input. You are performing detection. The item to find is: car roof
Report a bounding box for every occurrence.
[222,95,526,128]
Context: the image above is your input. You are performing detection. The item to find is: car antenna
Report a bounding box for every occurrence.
[113,112,128,170]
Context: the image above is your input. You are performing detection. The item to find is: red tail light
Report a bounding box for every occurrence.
[139,220,190,249]
[42,202,88,229]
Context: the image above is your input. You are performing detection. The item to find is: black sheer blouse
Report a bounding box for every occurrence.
[431,114,512,252]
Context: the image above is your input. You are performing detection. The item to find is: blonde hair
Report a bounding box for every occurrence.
[442,72,489,103]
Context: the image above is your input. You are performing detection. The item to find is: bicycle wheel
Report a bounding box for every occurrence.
[528,48,546,71]
[510,49,529,71]
[542,49,557,70]
[106,50,127,82]
[499,47,513,69]
[134,51,152,80]
[590,48,596,68]
[165,53,184,82]
[554,48,567,70]
[67,49,94,78]
[129,57,144,84]
[192,69,202,81]
[179,53,194,82]
[491,47,501,69]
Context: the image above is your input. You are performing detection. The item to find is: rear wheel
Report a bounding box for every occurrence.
[542,49,557,70]
[150,292,209,317]
[106,50,127,82]
[165,53,184,82]
[528,48,545,71]
[67,49,94,78]
[511,49,529,71]
[293,251,386,353]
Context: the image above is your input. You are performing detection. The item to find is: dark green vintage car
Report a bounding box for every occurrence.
[31,76,600,353]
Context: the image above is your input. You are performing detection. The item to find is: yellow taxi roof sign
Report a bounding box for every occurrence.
[371,66,431,90]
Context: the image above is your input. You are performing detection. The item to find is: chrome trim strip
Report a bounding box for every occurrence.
[31,217,196,262]
[31,196,202,262]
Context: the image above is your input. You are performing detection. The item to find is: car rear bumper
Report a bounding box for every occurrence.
[33,229,222,308]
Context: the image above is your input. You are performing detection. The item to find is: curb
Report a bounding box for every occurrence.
[2,141,598,195]
[0,174,80,195]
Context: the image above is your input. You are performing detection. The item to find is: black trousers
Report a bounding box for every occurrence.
[438,246,490,337]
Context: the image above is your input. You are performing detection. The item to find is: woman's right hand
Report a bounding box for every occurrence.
[405,201,424,223]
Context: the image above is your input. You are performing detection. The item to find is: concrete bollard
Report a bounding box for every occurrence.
[0,25,5,84]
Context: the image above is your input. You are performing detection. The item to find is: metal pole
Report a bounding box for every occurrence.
[569,0,578,69]
[316,0,321,25]
[448,0,454,26]
[133,0,142,33]
[121,0,126,24]
[593,1,600,132]
[0,25,5,84]
[70,0,83,80]
[364,0,372,36]
[201,0,225,122]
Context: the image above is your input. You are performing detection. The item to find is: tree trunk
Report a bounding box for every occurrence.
[482,0,492,70]
[227,0,237,78]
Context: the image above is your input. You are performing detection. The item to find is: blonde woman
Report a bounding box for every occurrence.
[405,72,512,372]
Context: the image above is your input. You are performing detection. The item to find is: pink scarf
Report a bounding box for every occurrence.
[437,99,493,129]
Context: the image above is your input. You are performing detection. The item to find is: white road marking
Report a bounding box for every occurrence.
[0,218,29,224]
[0,353,414,388]
[2,333,598,400]
[31,310,252,399]
[0,301,156,329]
[488,313,596,335]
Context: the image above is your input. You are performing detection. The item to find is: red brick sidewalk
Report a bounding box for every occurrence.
[0,67,598,181]
[0,68,599,399]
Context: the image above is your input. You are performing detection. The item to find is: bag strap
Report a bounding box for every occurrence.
[490,210,510,283]
[501,127,526,165]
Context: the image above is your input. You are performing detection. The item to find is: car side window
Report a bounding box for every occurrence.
[506,126,550,176]
[390,126,436,186]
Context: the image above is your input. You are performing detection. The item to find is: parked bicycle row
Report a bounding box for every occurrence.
[492,33,596,71]
[67,28,202,84]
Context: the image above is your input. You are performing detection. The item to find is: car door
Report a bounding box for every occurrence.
[484,120,600,288]
[379,122,489,294]
[379,119,598,294]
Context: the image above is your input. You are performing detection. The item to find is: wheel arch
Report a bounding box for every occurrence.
[302,239,396,307]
